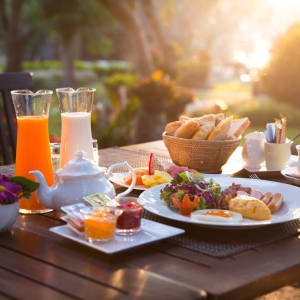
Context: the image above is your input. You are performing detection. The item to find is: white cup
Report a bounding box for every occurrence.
[264,141,291,170]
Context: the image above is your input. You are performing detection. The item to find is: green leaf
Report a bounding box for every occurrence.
[22,193,33,199]
[176,190,185,201]
[8,177,39,193]
[192,172,204,180]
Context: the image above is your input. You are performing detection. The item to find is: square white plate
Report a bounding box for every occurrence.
[50,219,184,254]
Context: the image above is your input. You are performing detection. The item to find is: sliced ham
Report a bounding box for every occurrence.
[250,189,264,200]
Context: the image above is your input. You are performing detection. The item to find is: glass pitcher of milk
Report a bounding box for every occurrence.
[56,87,96,168]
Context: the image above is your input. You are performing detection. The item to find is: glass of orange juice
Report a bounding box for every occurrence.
[11,90,54,214]
[81,207,122,242]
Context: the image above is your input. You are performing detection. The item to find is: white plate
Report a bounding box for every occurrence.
[50,219,184,254]
[138,177,300,229]
[109,172,148,190]
[109,172,229,191]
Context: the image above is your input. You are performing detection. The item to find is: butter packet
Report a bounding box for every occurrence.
[83,192,118,207]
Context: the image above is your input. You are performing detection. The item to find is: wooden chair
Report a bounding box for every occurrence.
[0,72,34,165]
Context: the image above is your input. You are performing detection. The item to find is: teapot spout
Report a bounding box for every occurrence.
[29,170,53,209]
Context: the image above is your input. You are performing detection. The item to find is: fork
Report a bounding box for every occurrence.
[249,174,261,180]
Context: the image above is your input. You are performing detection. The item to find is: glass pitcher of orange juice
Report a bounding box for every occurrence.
[11,90,54,214]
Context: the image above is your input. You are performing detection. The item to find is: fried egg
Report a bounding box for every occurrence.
[191,209,243,223]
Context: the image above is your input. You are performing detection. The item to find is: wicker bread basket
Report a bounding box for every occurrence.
[162,132,241,173]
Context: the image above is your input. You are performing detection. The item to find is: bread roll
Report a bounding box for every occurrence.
[165,121,183,136]
[174,120,199,139]
[192,124,215,140]
[229,194,271,220]
[215,113,225,125]
[179,115,190,122]
[227,118,250,139]
[208,117,232,140]
[193,114,216,125]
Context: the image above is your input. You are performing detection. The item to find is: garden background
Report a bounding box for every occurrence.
[1,0,300,149]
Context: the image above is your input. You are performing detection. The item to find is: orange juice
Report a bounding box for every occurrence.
[15,115,54,213]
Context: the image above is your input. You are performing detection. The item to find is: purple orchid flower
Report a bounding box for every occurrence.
[0,175,23,204]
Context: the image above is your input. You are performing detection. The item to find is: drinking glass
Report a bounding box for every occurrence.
[50,138,98,171]
[115,197,143,235]
[81,207,121,242]
[11,90,54,214]
[56,87,95,168]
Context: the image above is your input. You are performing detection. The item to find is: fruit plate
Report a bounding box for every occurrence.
[50,218,184,254]
[109,172,228,191]
[138,177,300,229]
[109,172,148,190]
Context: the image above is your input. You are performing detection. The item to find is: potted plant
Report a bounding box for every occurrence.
[131,70,177,143]
[0,174,39,232]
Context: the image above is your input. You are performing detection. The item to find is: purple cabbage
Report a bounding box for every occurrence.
[202,191,216,208]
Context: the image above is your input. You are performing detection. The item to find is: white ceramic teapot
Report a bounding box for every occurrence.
[30,151,136,210]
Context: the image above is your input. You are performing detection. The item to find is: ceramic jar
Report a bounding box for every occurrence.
[0,202,19,232]
[242,132,265,170]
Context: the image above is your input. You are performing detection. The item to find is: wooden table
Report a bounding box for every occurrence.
[1,141,300,300]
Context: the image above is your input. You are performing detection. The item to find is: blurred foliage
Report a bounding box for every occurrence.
[93,63,131,77]
[87,36,114,58]
[104,73,139,93]
[21,60,131,74]
[176,51,210,87]
[261,23,300,105]
[23,60,62,70]
[41,0,103,41]
[131,70,194,116]
[166,87,194,122]
[32,69,98,91]
[130,71,177,113]
[92,73,140,148]
[104,73,139,110]
[93,97,140,148]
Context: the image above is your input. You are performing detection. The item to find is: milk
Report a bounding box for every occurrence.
[59,112,94,168]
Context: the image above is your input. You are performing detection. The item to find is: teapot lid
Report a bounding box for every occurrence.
[56,151,105,178]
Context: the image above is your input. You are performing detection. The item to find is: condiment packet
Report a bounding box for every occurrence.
[275,119,282,143]
[265,123,275,143]
[280,114,287,143]
[83,192,118,207]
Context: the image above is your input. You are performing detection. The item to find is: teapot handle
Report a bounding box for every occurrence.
[106,161,136,199]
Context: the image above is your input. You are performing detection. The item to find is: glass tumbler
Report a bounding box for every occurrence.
[11,90,54,214]
[115,197,143,235]
[81,207,121,242]
[56,87,95,168]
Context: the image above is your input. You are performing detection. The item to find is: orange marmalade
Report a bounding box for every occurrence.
[204,211,232,218]
[84,215,116,241]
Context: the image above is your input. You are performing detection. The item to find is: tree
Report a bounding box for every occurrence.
[101,0,155,77]
[261,24,300,105]
[0,0,36,71]
[41,0,105,86]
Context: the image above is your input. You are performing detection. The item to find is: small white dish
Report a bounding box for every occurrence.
[281,164,300,186]
[50,218,184,254]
